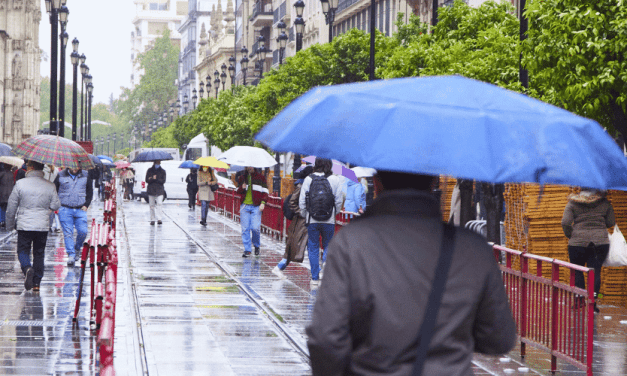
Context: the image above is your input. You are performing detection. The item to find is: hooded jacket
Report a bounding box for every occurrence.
[561,190,615,247]
[343,179,366,213]
[307,189,517,376]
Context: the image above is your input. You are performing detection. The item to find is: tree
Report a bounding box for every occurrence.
[522,0,627,139]
[117,29,179,128]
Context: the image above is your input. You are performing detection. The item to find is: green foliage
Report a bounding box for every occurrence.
[144,125,179,148]
[522,0,627,137]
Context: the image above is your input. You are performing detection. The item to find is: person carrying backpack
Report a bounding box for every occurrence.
[299,158,343,287]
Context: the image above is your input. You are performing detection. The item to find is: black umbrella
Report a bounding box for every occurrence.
[0,143,13,157]
[132,150,174,163]
[88,154,103,169]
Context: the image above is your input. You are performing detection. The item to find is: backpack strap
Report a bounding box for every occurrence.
[412,224,456,376]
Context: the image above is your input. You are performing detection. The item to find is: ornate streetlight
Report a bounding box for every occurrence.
[228,56,236,90]
[79,57,87,139]
[86,81,93,140]
[257,35,268,79]
[320,0,338,43]
[240,46,249,85]
[276,21,288,65]
[294,0,305,53]
[58,6,69,137]
[70,38,79,141]
[199,81,205,100]
[46,0,62,135]
[205,75,212,98]
[214,70,220,98]
[220,63,227,91]
[183,94,189,113]
[192,89,198,109]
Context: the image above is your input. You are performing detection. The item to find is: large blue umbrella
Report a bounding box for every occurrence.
[255,76,627,190]
[97,155,113,163]
[179,160,200,169]
[132,150,174,163]
[0,143,12,157]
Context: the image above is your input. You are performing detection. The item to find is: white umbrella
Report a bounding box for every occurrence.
[217,146,277,168]
[0,156,24,168]
[351,167,377,178]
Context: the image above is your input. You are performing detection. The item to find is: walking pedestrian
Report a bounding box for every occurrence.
[273,166,313,278]
[146,161,166,225]
[0,163,15,228]
[307,170,517,375]
[5,160,61,291]
[236,167,268,257]
[14,162,26,182]
[197,167,217,225]
[298,158,343,286]
[562,188,615,313]
[55,166,93,266]
[123,168,135,200]
[343,177,366,214]
[185,168,199,210]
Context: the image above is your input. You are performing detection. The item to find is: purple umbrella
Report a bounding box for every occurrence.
[300,156,358,183]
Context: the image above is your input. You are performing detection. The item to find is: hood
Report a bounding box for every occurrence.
[568,190,606,204]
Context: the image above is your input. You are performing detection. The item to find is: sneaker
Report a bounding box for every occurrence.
[32,285,40,292]
[254,246,260,256]
[67,260,75,267]
[242,252,251,258]
[310,279,320,288]
[150,221,155,225]
[24,267,35,290]
[157,220,162,225]
[272,266,286,279]
[200,220,206,226]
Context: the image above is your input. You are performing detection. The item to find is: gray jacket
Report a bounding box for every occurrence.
[6,170,61,232]
[307,189,517,376]
[298,172,343,224]
[561,192,615,247]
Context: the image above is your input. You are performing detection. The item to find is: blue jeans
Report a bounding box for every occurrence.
[240,204,261,254]
[59,207,88,259]
[201,200,210,221]
[0,205,5,223]
[307,223,335,280]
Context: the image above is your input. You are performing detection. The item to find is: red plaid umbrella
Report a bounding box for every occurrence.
[13,135,95,170]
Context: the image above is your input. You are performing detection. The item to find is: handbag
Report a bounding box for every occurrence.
[412,225,456,376]
[604,224,627,267]
[210,183,219,192]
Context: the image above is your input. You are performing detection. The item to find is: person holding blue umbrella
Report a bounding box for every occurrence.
[185,168,198,210]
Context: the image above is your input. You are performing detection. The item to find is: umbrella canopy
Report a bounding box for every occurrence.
[0,143,12,157]
[97,155,113,163]
[217,146,277,168]
[0,156,24,168]
[115,161,131,169]
[12,135,94,170]
[132,150,174,163]
[193,156,229,169]
[88,154,103,169]
[100,158,114,166]
[255,75,627,190]
[179,160,200,169]
[352,166,377,178]
[299,156,358,183]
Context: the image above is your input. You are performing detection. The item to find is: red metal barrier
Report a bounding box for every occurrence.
[261,195,284,240]
[493,245,594,376]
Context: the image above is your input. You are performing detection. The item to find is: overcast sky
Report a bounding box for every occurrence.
[39,0,136,105]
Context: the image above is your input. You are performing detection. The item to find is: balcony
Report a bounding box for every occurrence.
[273,1,288,24]
[337,0,362,15]
[250,0,273,27]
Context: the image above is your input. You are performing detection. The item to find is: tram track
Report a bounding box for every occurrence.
[163,209,311,365]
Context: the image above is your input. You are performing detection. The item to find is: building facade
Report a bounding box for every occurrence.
[131,0,187,87]
[0,0,41,145]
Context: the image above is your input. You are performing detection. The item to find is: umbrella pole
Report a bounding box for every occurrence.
[483,183,505,245]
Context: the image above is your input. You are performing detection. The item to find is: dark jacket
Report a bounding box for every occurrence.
[561,191,615,247]
[54,169,93,209]
[146,165,166,197]
[0,169,15,204]
[236,171,268,206]
[306,189,516,376]
[186,172,198,192]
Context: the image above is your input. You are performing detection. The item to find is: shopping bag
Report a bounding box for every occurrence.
[604,225,627,267]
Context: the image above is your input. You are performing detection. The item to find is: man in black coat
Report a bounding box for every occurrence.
[306,171,516,376]
[185,168,198,210]
[145,161,166,225]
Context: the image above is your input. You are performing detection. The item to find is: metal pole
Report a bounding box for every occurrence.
[328,10,334,43]
[50,8,59,135]
[71,59,78,141]
[59,30,66,137]
[79,76,84,140]
[519,0,529,89]
[432,0,438,26]
[368,0,376,81]
[88,93,92,140]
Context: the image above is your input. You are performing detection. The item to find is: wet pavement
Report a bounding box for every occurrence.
[2,196,627,375]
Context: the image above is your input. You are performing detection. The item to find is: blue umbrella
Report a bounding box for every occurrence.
[100,158,114,166]
[256,75,627,190]
[0,143,12,157]
[97,155,113,163]
[179,160,200,169]
[132,150,174,163]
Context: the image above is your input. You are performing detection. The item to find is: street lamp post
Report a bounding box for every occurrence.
[79,58,87,139]
[214,71,220,98]
[192,90,198,110]
[320,0,338,43]
[205,75,212,99]
[293,0,305,173]
[240,46,249,86]
[276,21,288,65]
[228,56,236,91]
[70,38,79,141]
[220,63,227,91]
[170,103,175,122]
[46,0,62,135]
[84,72,92,140]
[86,81,93,140]
[257,35,267,79]
[199,81,205,101]
[107,134,110,156]
[58,6,69,137]
[183,94,189,114]
[113,133,117,155]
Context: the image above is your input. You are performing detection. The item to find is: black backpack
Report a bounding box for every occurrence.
[283,193,295,220]
[306,175,335,222]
